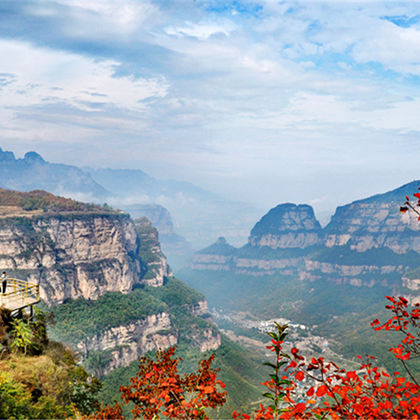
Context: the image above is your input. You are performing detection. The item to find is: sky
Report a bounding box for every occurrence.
[1,0,420,216]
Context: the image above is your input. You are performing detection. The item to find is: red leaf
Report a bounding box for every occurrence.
[316,385,328,397]
[295,371,305,381]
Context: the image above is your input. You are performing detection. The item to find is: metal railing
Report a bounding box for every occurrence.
[0,278,40,310]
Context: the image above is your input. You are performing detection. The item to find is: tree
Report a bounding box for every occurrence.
[92,346,226,419]
[233,296,420,419]
[10,318,33,355]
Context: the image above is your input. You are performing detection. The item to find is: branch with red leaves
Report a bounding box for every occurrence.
[235,297,420,420]
[400,189,420,219]
[89,346,226,420]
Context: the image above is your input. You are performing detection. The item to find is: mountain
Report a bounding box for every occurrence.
[0,148,108,199]
[188,181,420,290]
[179,181,420,378]
[190,203,322,276]
[0,188,265,415]
[0,188,218,374]
[249,203,322,248]
[0,146,260,252]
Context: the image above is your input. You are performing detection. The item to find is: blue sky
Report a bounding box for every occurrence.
[1,0,420,215]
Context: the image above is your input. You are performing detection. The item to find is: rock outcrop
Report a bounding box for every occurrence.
[0,189,221,379]
[249,204,322,249]
[0,213,164,304]
[191,207,321,276]
[77,312,178,375]
[189,182,420,292]
[0,188,174,303]
[134,217,172,287]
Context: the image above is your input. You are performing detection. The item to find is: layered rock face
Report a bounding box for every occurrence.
[134,217,172,287]
[0,213,170,304]
[191,206,321,276]
[77,312,178,375]
[190,182,420,290]
[324,202,420,253]
[249,204,322,249]
[0,189,221,377]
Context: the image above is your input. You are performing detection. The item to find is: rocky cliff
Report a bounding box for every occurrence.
[0,211,170,304]
[0,189,220,376]
[249,203,322,249]
[134,217,172,287]
[191,205,321,276]
[190,182,420,290]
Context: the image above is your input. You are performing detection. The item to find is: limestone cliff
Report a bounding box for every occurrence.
[0,189,221,378]
[77,312,178,376]
[303,181,420,287]
[249,203,322,249]
[191,206,320,276]
[0,189,174,303]
[189,182,420,292]
[0,213,152,304]
[134,217,172,287]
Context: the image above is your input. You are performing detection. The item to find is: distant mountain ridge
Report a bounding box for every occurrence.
[0,147,109,199]
[189,181,420,298]
[0,146,260,251]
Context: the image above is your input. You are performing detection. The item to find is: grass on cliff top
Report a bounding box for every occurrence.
[0,188,115,214]
[145,277,205,307]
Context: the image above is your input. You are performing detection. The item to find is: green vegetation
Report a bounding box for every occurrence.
[49,289,167,344]
[145,277,205,307]
[0,307,101,418]
[178,266,409,378]
[0,188,114,213]
[310,244,420,267]
[135,218,161,264]
[49,277,206,345]
[99,335,267,418]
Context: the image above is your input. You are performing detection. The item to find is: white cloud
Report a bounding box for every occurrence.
[165,20,236,40]
[54,0,157,32]
[2,0,420,214]
[0,39,169,113]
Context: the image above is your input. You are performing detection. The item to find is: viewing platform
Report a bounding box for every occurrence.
[0,278,40,312]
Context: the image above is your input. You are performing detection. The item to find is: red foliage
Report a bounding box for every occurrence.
[90,403,124,419]
[236,297,420,420]
[92,346,226,420]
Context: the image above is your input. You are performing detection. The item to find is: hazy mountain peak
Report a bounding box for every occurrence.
[0,147,15,161]
[24,151,45,163]
[251,203,321,237]
[0,146,109,199]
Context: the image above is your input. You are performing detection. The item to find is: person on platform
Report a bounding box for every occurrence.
[1,272,7,294]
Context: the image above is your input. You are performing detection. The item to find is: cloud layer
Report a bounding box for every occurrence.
[1,0,420,212]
